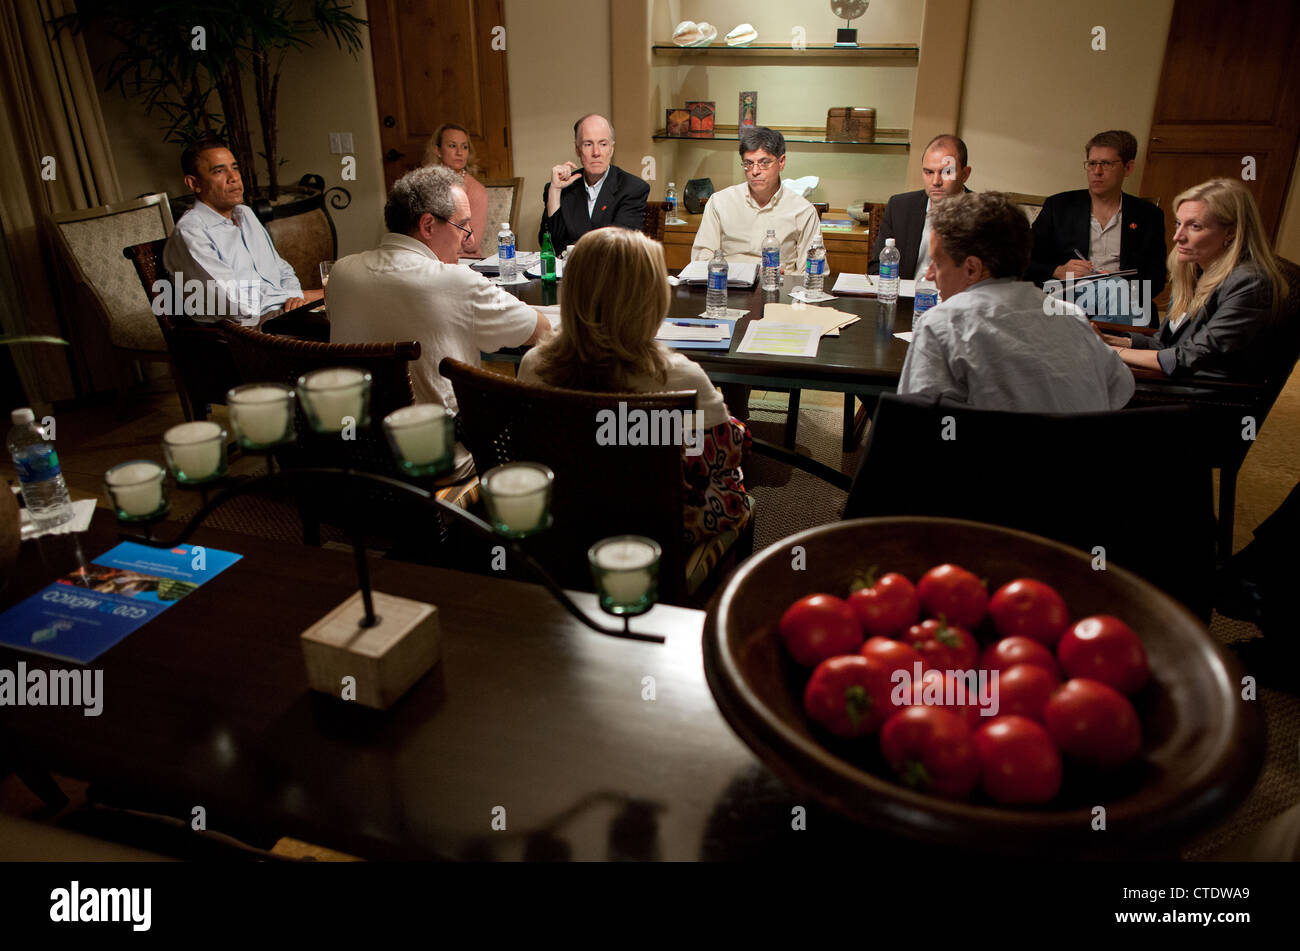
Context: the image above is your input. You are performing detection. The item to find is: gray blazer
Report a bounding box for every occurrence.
[1129,265,1277,381]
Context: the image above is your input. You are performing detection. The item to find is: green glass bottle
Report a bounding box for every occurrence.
[540,231,557,283]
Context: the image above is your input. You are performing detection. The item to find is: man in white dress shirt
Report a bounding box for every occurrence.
[163,139,321,323]
[691,127,820,271]
[899,192,1134,412]
[328,165,550,481]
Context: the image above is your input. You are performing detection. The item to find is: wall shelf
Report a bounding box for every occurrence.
[653,125,909,152]
[651,43,919,64]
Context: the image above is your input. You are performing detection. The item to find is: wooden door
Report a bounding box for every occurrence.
[368,0,512,191]
[1140,0,1300,245]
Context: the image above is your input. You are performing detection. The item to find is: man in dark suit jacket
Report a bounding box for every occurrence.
[869,134,972,279]
[1026,130,1166,297]
[539,114,649,249]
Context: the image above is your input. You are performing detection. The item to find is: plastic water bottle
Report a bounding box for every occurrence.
[497,222,516,283]
[913,276,939,332]
[803,235,827,295]
[7,408,72,530]
[665,182,681,224]
[878,238,900,303]
[540,231,557,283]
[761,229,780,291]
[706,249,728,317]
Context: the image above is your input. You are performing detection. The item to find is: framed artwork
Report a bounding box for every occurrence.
[686,100,715,138]
[739,91,757,129]
[666,109,690,137]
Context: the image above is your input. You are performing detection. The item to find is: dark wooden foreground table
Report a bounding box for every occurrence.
[0,513,946,862]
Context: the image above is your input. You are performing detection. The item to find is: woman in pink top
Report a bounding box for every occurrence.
[423,123,487,258]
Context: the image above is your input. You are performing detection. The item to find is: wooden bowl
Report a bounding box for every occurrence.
[703,517,1264,856]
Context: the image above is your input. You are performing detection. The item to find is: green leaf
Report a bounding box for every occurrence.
[0,335,68,346]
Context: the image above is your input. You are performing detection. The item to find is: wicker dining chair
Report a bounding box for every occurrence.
[441,357,753,605]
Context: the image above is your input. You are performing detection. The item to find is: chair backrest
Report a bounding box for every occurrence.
[440,357,693,602]
[642,200,668,242]
[479,178,523,256]
[122,238,169,297]
[1003,191,1047,226]
[845,394,1217,620]
[52,193,174,352]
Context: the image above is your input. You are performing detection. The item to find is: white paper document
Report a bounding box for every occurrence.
[894,331,914,343]
[524,260,565,279]
[789,287,836,304]
[834,273,916,298]
[737,322,820,357]
[473,251,541,272]
[656,322,728,342]
[20,498,96,540]
[676,259,759,287]
[762,303,860,337]
[694,307,749,320]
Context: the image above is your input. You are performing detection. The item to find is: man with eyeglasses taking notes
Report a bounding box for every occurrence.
[1026,130,1167,322]
[328,165,550,481]
[691,127,821,271]
[540,113,649,249]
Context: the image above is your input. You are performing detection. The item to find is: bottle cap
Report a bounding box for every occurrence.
[11,408,34,425]
[885,238,896,247]
[501,223,510,229]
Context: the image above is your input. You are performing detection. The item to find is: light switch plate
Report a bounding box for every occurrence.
[328,132,342,155]
[340,132,355,154]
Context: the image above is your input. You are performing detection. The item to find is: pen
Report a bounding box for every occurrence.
[670,321,719,328]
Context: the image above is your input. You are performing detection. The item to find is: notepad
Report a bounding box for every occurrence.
[676,259,759,287]
[737,322,820,357]
[656,317,735,350]
[833,273,917,298]
[471,251,541,274]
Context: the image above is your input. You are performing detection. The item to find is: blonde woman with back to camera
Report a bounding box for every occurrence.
[517,227,753,546]
[1100,178,1289,380]
[424,122,487,258]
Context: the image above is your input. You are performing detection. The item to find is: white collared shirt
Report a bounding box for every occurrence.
[689,181,821,270]
[899,278,1135,412]
[584,170,609,219]
[916,198,933,278]
[163,200,302,320]
[1089,207,1123,273]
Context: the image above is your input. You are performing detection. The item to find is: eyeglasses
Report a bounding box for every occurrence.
[1083,160,1124,171]
[741,158,776,171]
[437,216,474,239]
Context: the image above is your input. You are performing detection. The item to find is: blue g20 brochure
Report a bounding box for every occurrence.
[0,542,242,664]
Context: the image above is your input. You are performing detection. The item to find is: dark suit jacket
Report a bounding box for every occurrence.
[1128,265,1277,381]
[869,188,970,279]
[1027,190,1166,295]
[538,164,650,249]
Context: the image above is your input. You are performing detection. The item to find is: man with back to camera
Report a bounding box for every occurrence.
[328,165,551,482]
[691,126,820,270]
[898,191,1134,412]
[540,113,649,249]
[870,134,972,280]
[1026,129,1166,322]
[163,138,322,323]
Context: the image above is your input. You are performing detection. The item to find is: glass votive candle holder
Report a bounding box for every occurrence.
[162,420,227,484]
[297,367,371,433]
[227,383,295,449]
[588,535,661,616]
[480,462,554,538]
[383,404,455,477]
[104,460,169,522]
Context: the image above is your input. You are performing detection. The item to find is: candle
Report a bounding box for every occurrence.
[228,384,293,446]
[163,421,225,482]
[591,536,659,606]
[105,461,166,517]
[298,367,369,433]
[384,404,449,468]
[483,463,553,535]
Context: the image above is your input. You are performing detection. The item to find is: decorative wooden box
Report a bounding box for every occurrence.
[826,107,876,143]
[301,591,441,710]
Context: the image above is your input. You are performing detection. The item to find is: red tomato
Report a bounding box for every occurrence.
[917,564,988,628]
[905,668,988,728]
[902,617,978,672]
[981,636,1061,680]
[803,655,899,738]
[987,579,1070,647]
[1056,616,1149,695]
[848,571,919,636]
[860,636,924,679]
[1043,678,1142,767]
[991,663,1057,722]
[880,706,980,799]
[779,594,863,667]
[974,716,1063,805]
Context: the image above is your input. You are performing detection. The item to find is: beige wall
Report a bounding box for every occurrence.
[505,0,611,250]
[958,0,1175,197]
[1277,150,1300,263]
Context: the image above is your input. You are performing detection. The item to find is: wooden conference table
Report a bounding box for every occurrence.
[495,271,915,451]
